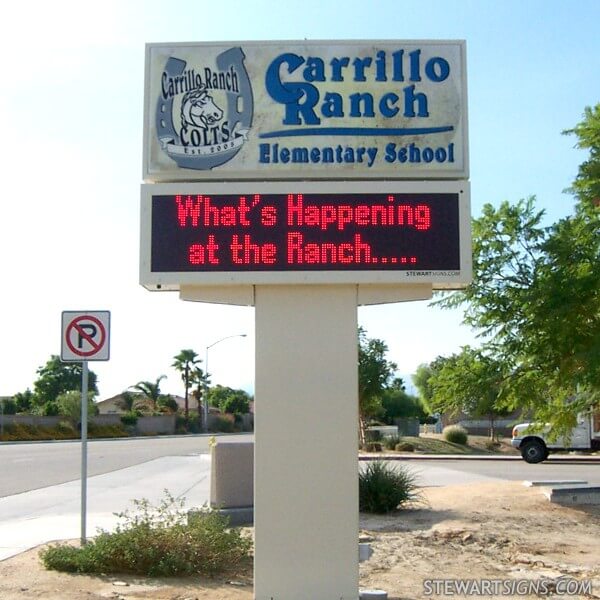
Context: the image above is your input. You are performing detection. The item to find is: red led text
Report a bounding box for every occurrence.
[287,194,431,231]
[176,194,260,227]
[150,191,459,273]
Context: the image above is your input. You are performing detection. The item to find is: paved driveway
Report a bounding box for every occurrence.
[0,454,211,561]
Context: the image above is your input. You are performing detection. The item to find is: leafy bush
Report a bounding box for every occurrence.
[157,395,179,414]
[383,434,403,450]
[0,398,18,415]
[208,385,251,416]
[41,491,251,576]
[40,401,59,416]
[209,416,235,433]
[443,424,469,445]
[120,412,139,427]
[175,415,202,434]
[55,421,77,436]
[359,461,423,513]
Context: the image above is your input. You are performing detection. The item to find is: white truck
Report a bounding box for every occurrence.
[511,411,600,463]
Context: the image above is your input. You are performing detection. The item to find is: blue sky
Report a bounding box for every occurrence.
[0,0,598,399]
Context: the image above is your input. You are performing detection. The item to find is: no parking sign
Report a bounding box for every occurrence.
[61,311,111,362]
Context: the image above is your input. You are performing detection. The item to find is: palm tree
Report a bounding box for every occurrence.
[130,376,166,413]
[190,365,210,414]
[172,349,201,419]
[117,390,142,414]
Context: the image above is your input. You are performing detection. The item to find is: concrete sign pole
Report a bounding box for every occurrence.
[254,285,359,600]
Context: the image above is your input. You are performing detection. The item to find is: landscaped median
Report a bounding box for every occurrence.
[361,433,520,457]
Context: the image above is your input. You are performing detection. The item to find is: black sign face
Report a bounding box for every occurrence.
[149,192,461,274]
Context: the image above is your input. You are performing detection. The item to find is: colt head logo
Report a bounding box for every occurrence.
[180,87,223,130]
[156,47,253,171]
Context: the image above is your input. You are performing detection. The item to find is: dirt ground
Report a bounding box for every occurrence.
[1,481,599,600]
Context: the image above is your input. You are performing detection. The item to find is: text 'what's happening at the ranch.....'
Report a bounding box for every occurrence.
[150,192,462,274]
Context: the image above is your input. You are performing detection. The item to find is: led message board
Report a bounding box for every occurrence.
[140,181,471,289]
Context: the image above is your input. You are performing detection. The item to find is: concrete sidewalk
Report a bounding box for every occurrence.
[0,454,211,561]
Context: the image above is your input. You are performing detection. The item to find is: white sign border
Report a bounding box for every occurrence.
[140,180,471,290]
[143,39,469,182]
[61,311,111,362]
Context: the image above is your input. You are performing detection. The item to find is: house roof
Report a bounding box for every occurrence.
[96,392,190,411]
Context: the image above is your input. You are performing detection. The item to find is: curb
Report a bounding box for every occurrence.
[359,453,600,462]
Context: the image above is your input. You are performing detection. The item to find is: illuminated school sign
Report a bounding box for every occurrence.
[143,40,468,181]
[140,181,471,289]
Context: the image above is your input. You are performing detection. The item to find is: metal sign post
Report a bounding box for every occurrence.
[61,311,110,546]
[80,360,89,545]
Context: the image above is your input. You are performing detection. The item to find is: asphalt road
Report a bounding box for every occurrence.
[0,434,253,498]
[2,436,599,498]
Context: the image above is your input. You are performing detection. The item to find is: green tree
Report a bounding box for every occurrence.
[172,349,202,420]
[358,327,397,444]
[130,376,166,414]
[157,394,179,414]
[207,385,251,415]
[1,397,18,415]
[56,390,98,426]
[12,389,33,413]
[190,366,209,410]
[427,347,509,439]
[412,357,448,414]
[32,356,98,414]
[381,387,428,424]
[563,104,600,210]
[117,391,143,414]
[436,104,600,432]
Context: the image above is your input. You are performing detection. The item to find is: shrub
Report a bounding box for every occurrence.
[365,429,382,442]
[120,412,138,427]
[364,441,383,452]
[3,423,42,440]
[0,398,18,415]
[40,491,251,577]
[157,395,179,414]
[359,461,423,513]
[443,425,469,445]
[55,421,78,437]
[209,416,235,433]
[186,417,202,434]
[88,424,129,438]
[383,434,403,450]
[395,441,415,452]
[175,416,202,434]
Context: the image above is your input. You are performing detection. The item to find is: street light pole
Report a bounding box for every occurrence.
[203,333,247,433]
